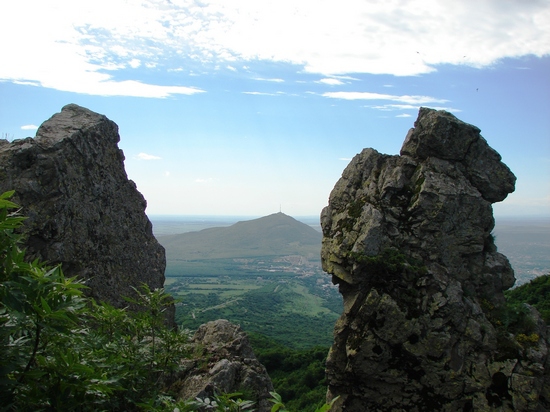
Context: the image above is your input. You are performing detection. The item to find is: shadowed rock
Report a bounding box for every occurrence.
[0,104,171,322]
[321,108,549,411]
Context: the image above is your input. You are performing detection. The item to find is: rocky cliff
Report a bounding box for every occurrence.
[0,104,169,320]
[321,108,549,411]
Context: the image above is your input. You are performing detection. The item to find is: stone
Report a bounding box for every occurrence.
[168,320,274,411]
[401,107,516,202]
[0,104,172,323]
[321,108,549,411]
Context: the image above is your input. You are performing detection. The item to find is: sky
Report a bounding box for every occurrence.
[0,0,549,218]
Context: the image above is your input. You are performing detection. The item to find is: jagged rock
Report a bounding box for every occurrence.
[0,104,172,323]
[168,320,274,411]
[321,108,549,411]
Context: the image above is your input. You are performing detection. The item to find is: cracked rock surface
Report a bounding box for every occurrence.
[170,320,274,411]
[321,108,549,411]
[0,104,172,322]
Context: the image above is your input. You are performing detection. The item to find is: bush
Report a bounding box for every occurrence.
[0,191,188,411]
[505,274,550,324]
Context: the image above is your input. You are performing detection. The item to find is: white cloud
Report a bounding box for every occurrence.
[317,78,345,86]
[396,113,412,118]
[253,77,285,83]
[369,103,461,113]
[135,152,162,160]
[371,104,419,111]
[323,91,448,105]
[128,59,141,69]
[21,124,39,130]
[161,0,550,76]
[243,91,279,96]
[1,0,549,96]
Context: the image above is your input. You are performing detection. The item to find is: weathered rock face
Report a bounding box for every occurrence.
[321,108,549,411]
[168,320,274,411]
[0,104,170,321]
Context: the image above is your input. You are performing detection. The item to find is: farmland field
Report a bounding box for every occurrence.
[164,265,341,349]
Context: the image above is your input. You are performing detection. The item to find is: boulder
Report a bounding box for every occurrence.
[321,108,549,411]
[0,104,172,322]
[170,320,274,411]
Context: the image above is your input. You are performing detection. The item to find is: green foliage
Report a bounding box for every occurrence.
[484,275,550,342]
[269,391,339,412]
[505,274,550,323]
[0,192,97,410]
[140,392,256,412]
[269,391,287,412]
[249,333,330,412]
[0,192,189,411]
[174,279,340,349]
[478,274,550,360]
[516,333,540,346]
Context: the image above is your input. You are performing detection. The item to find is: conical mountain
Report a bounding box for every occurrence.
[159,212,321,260]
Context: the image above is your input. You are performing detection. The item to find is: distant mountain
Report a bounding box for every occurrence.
[158,212,321,260]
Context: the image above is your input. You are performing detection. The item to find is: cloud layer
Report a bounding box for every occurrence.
[1,0,549,97]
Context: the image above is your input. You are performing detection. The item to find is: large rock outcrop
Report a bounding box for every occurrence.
[168,320,274,411]
[321,108,549,410]
[0,104,169,320]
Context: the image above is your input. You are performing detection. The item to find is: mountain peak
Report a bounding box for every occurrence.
[160,213,321,260]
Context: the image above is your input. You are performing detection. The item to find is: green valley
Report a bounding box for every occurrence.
[158,213,342,349]
[166,271,340,348]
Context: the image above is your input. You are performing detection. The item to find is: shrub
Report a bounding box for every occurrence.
[0,191,188,411]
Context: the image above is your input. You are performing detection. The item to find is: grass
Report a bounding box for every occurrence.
[280,283,335,317]
[179,282,261,299]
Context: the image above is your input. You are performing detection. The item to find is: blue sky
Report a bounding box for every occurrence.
[1,1,549,218]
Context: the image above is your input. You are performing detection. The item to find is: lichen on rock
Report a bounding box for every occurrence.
[321,108,549,411]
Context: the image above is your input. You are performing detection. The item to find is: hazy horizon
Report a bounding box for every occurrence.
[148,213,550,222]
[150,214,550,287]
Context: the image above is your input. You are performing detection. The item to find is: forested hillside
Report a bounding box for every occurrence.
[506,274,550,323]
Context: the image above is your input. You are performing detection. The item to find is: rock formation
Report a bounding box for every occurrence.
[321,108,549,411]
[0,104,170,321]
[0,105,274,406]
[169,320,274,411]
